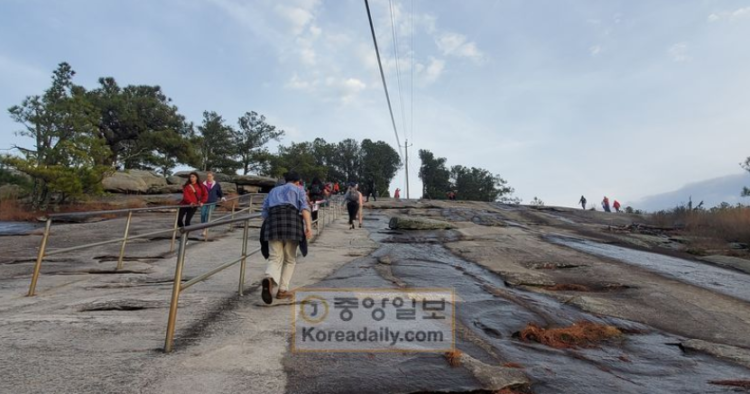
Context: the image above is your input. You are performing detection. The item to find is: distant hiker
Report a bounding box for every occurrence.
[178,172,207,229]
[333,182,340,195]
[602,196,611,213]
[365,179,377,202]
[447,190,457,201]
[309,177,326,224]
[200,172,226,234]
[358,184,365,228]
[394,188,401,199]
[343,183,361,230]
[259,171,312,304]
[579,195,587,210]
[613,200,621,213]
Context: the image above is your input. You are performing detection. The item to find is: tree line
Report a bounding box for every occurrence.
[1,62,401,208]
[418,149,517,202]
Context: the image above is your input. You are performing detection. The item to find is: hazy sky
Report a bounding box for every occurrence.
[1,0,749,207]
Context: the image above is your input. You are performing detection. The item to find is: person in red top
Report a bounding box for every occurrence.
[394,188,401,199]
[178,172,208,228]
[613,200,622,213]
[333,182,340,195]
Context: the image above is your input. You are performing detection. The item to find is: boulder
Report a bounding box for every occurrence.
[102,170,167,194]
[388,216,456,230]
[173,171,233,183]
[150,184,184,194]
[166,175,183,185]
[239,185,261,194]
[233,174,277,187]
[220,182,238,195]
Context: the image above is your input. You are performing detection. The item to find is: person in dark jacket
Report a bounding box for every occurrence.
[201,171,225,222]
[201,171,226,236]
[309,177,325,224]
[343,183,362,230]
[178,172,207,228]
[365,179,377,202]
[259,171,313,304]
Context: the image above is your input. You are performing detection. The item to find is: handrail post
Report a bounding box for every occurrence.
[116,211,133,270]
[204,205,213,242]
[228,203,236,232]
[238,219,250,296]
[27,218,52,297]
[170,209,180,252]
[165,232,188,353]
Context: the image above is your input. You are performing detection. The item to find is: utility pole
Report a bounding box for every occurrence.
[403,139,413,199]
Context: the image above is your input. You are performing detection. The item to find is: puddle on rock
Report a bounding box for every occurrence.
[547,235,750,304]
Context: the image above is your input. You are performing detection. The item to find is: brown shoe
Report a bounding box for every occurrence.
[276,290,294,300]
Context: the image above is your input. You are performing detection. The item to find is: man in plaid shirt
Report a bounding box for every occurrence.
[260,171,313,304]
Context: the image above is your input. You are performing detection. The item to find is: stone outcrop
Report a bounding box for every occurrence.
[233,174,277,187]
[102,170,274,195]
[102,170,167,194]
[220,182,238,195]
[173,171,234,183]
[388,215,456,230]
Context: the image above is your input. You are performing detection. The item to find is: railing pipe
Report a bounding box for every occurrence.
[164,232,188,353]
[116,211,133,270]
[27,218,52,297]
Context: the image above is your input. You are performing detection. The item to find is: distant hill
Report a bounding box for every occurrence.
[631,172,750,211]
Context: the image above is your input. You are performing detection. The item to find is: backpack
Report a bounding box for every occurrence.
[346,190,360,202]
[311,183,322,197]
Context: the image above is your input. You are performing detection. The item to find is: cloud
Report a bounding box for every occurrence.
[436,32,484,62]
[731,7,750,20]
[589,45,602,57]
[706,7,750,23]
[423,57,445,84]
[667,42,691,62]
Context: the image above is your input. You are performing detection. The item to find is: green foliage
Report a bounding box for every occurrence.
[451,165,514,202]
[418,149,451,199]
[5,62,112,208]
[333,139,362,182]
[87,78,196,174]
[0,164,32,190]
[418,149,515,202]
[197,111,240,174]
[236,111,284,175]
[360,139,402,195]
[529,196,545,206]
[269,141,328,181]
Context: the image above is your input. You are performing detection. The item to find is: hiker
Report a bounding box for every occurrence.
[343,183,362,230]
[579,195,587,210]
[602,196,611,212]
[333,182,340,195]
[178,172,207,228]
[309,177,326,224]
[358,184,365,228]
[365,179,377,202]
[259,171,313,304]
[394,188,401,199]
[613,200,621,213]
[200,172,226,234]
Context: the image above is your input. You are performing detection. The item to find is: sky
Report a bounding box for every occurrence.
[1,0,750,208]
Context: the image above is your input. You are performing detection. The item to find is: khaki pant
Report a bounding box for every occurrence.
[265,240,299,292]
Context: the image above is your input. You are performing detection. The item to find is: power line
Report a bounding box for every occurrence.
[363,0,403,158]
[388,0,409,144]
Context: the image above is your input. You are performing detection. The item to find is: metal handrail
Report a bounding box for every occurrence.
[163,203,341,352]
[26,193,267,296]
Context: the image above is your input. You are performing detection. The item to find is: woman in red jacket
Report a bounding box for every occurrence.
[178,172,208,228]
